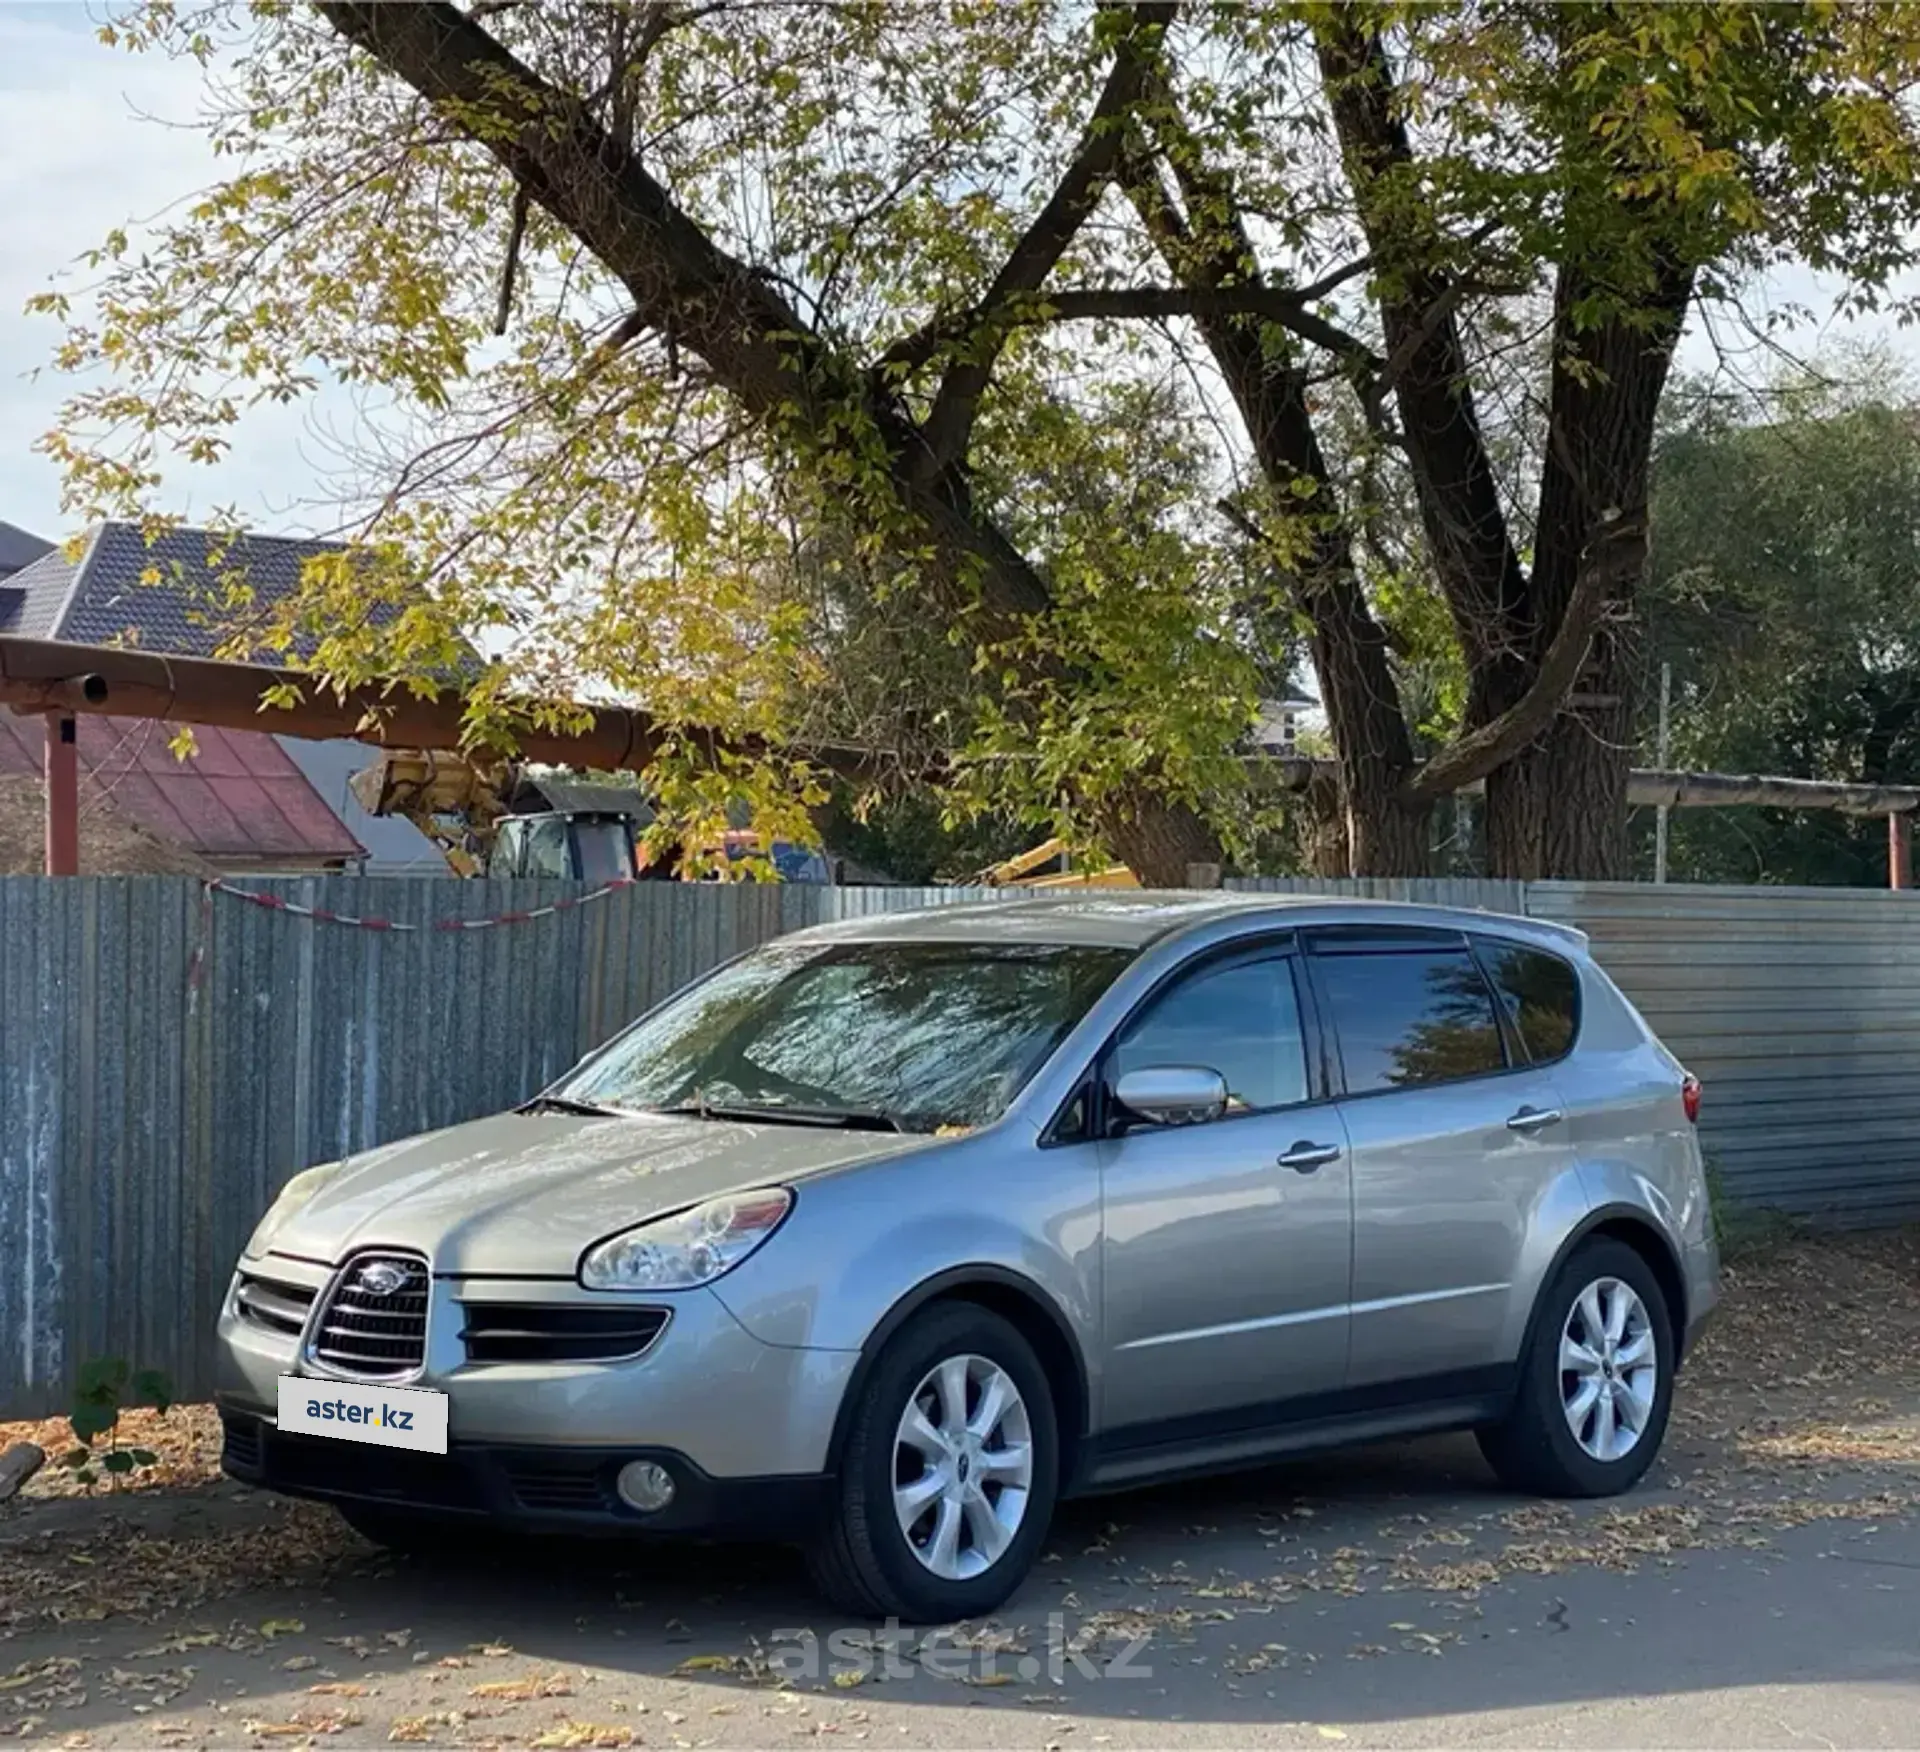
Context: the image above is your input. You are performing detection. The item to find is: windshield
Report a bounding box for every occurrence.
[556,940,1132,1133]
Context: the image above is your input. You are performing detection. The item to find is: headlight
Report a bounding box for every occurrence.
[246,1161,341,1255]
[579,1188,793,1291]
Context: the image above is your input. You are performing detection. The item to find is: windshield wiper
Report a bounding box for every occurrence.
[666,1101,904,1134]
[518,1093,620,1118]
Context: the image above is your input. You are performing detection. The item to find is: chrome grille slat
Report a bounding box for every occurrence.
[310,1251,429,1380]
[236,1273,318,1338]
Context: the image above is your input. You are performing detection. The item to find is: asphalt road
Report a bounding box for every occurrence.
[5,1429,1918,1749]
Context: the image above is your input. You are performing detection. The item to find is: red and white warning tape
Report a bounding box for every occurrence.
[202,873,638,933]
[185,874,639,990]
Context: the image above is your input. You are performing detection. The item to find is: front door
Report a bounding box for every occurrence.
[1097,947,1352,1436]
[1306,928,1573,1389]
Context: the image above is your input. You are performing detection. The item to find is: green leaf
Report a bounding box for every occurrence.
[100,1449,136,1475]
[70,1406,117,1444]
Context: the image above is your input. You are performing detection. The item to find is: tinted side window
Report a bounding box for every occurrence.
[1316,949,1506,1093]
[1479,941,1580,1063]
[1112,958,1308,1113]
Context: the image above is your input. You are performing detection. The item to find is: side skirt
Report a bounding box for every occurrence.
[1069,1366,1516,1497]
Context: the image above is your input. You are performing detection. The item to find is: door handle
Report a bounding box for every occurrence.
[1277,1141,1342,1173]
[1506,1105,1564,1134]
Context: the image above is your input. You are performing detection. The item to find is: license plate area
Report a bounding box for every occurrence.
[277,1375,448,1454]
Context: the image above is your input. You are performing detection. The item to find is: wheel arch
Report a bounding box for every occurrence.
[1533,1203,1690,1361]
[825,1266,1093,1490]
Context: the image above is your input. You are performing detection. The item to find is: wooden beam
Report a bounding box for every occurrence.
[1251,756,1920,817]
[44,713,78,876]
[0,635,883,783]
[9,634,1920,823]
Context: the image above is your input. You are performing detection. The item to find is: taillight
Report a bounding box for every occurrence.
[1681,1074,1701,1124]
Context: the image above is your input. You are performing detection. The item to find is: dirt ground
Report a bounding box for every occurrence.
[2,1227,1917,1747]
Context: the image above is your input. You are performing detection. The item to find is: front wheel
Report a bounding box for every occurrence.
[806,1302,1059,1623]
[1478,1237,1675,1498]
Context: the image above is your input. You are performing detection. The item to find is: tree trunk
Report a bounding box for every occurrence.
[1102,795,1225,887]
[1482,626,1634,880]
[1476,252,1691,879]
[1344,762,1434,876]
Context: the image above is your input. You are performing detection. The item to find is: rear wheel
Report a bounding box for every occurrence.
[1478,1237,1674,1497]
[807,1303,1058,1623]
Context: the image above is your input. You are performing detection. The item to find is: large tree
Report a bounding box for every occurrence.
[36,2,1920,879]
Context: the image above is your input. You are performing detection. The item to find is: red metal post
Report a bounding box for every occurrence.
[44,712,78,876]
[1891,811,1911,890]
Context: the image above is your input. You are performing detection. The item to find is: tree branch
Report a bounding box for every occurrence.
[1313,17,1528,657]
[1403,512,1638,801]
[314,0,1057,623]
[492,184,529,337]
[905,1,1177,470]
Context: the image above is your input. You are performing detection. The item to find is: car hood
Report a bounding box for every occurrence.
[258,1110,929,1277]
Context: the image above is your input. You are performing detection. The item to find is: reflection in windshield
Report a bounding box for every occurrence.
[559,942,1131,1132]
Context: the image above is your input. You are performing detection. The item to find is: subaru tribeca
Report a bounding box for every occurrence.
[217,893,1718,1623]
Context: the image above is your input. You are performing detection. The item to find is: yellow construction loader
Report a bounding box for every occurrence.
[347,748,836,883]
[982,837,1138,889]
[348,749,650,881]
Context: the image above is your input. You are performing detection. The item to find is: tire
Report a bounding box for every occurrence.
[1477,1236,1675,1498]
[806,1302,1059,1623]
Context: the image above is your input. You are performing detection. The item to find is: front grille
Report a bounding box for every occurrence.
[460,1303,669,1365]
[310,1251,429,1380]
[235,1271,317,1339]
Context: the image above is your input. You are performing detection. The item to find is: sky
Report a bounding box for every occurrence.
[0,1,336,546]
[3,0,1920,553]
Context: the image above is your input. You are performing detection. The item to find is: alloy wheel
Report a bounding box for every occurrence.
[1559,1276,1658,1461]
[892,1352,1034,1580]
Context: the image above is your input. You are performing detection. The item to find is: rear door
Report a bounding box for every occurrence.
[1095,943,1352,1433]
[1307,927,1573,1390]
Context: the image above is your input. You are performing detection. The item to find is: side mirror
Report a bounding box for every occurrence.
[1112,1065,1230,1129]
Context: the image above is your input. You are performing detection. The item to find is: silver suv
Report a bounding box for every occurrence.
[217,894,1718,1623]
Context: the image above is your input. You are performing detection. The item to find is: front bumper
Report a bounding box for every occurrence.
[218,1408,832,1538]
[216,1252,861,1495]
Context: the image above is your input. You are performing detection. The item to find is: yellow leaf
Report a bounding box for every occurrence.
[260,1618,305,1640]
[672,1654,737,1674]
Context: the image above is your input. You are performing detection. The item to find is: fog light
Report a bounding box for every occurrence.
[616,1459,676,1513]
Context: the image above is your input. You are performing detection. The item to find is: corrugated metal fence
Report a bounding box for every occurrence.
[2,872,1916,1416]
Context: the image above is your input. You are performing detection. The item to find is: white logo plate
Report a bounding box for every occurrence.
[277,1375,449,1454]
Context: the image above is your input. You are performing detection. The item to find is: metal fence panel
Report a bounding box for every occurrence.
[5,871,1920,1417]
[1524,881,1920,1228]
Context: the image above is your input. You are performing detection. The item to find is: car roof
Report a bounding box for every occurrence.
[794,891,1588,955]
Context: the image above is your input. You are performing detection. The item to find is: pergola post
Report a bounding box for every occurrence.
[1890,811,1911,891]
[44,712,78,876]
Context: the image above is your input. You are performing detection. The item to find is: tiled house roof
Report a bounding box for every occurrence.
[0,521,351,655]
[0,712,363,870]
